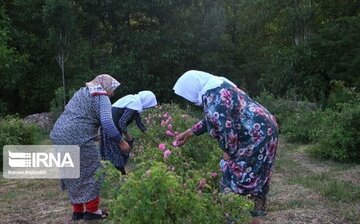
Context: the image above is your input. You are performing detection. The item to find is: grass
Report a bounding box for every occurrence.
[1,137,360,223]
[290,173,360,203]
[266,139,360,223]
[0,178,70,223]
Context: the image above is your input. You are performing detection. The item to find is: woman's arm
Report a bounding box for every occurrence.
[191,119,207,136]
[175,119,207,147]
[118,108,135,132]
[99,96,122,143]
[118,108,136,140]
[98,96,130,152]
[134,113,147,132]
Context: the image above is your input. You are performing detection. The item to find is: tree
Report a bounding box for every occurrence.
[43,0,75,108]
[0,6,27,115]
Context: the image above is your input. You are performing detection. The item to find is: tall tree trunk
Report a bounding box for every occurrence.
[61,49,65,109]
[293,0,301,45]
[56,31,67,109]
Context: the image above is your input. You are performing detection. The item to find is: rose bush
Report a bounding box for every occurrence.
[101,103,252,223]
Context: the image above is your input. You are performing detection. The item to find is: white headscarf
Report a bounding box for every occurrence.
[173,70,236,105]
[112,90,157,113]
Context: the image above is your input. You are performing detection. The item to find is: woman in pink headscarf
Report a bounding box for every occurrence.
[51,74,130,221]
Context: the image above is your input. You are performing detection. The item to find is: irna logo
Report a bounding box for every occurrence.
[8,151,74,168]
[3,145,80,179]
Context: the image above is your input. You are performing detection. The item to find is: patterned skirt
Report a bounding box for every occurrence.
[56,143,102,204]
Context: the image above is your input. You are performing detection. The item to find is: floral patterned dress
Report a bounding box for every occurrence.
[191,82,278,197]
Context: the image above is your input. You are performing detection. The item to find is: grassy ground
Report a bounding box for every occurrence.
[1,138,359,223]
[264,140,360,224]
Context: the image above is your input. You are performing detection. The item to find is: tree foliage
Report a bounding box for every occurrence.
[0,0,358,115]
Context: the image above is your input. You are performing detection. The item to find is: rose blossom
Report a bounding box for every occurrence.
[165,130,175,137]
[163,149,172,159]
[198,179,206,189]
[158,143,166,151]
[172,140,179,147]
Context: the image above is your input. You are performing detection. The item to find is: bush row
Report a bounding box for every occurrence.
[256,82,360,163]
[0,115,42,171]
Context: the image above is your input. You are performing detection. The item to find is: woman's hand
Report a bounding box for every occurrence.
[223,152,230,161]
[118,140,131,153]
[175,129,194,147]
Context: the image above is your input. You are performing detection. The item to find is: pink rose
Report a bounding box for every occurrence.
[166,117,172,124]
[163,149,172,159]
[158,143,166,151]
[165,130,175,137]
[211,172,218,178]
[198,179,206,189]
[172,140,179,147]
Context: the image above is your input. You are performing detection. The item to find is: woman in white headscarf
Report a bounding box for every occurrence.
[100,91,157,174]
[173,70,278,221]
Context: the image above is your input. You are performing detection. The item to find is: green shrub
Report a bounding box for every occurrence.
[102,162,252,224]
[0,115,42,171]
[308,102,360,163]
[255,92,317,130]
[101,104,253,223]
[281,110,323,144]
[326,81,359,109]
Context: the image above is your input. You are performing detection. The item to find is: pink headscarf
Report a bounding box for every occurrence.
[85,74,121,96]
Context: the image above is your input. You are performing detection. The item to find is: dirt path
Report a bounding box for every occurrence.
[1,139,359,223]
